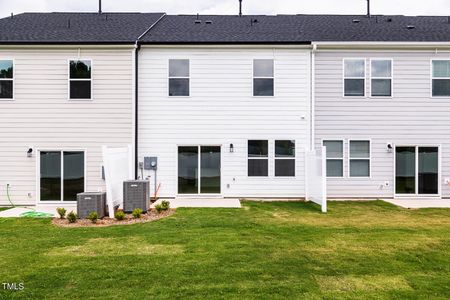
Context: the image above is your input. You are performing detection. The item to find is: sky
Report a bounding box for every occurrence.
[1,0,449,18]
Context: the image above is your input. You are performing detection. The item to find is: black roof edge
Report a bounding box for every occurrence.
[138,41,312,45]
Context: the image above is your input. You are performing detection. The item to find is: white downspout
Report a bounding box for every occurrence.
[310,43,317,151]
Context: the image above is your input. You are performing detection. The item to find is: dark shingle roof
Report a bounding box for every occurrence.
[141,14,450,43]
[1,13,450,44]
[0,12,164,44]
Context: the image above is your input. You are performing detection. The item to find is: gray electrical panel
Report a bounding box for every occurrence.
[123,180,150,213]
[144,157,158,170]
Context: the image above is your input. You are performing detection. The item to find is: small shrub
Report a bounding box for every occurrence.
[132,208,143,219]
[115,210,126,221]
[155,204,163,213]
[87,211,98,224]
[67,211,77,223]
[56,207,66,219]
[161,200,170,211]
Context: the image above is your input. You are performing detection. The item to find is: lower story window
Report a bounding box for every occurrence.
[275,140,295,177]
[323,140,344,177]
[40,151,85,201]
[349,140,371,177]
[248,140,268,176]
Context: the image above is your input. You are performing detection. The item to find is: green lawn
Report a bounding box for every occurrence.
[0,201,449,299]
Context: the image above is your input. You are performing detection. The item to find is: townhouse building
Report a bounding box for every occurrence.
[1,12,449,208]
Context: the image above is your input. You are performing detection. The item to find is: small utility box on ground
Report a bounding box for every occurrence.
[123,180,150,213]
[77,192,107,218]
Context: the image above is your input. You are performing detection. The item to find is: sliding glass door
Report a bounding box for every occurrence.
[395,146,439,196]
[178,146,221,194]
[40,151,85,201]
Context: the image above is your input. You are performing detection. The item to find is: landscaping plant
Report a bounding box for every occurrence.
[56,207,66,219]
[161,200,170,211]
[87,211,98,224]
[132,208,143,219]
[156,200,170,213]
[67,211,77,223]
[115,210,126,221]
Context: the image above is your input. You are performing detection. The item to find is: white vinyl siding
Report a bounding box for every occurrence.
[0,48,134,206]
[315,51,450,198]
[138,47,311,198]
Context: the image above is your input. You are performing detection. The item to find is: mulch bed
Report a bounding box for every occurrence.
[52,209,175,228]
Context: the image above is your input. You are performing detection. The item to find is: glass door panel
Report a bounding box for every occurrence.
[395,147,416,194]
[418,147,439,195]
[63,152,85,201]
[200,146,221,194]
[178,146,199,194]
[40,151,62,201]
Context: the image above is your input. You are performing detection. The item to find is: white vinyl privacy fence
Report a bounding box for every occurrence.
[305,146,327,213]
[102,145,133,217]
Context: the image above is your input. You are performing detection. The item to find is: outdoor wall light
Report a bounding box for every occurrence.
[387,143,393,153]
[27,147,33,157]
[229,143,234,153]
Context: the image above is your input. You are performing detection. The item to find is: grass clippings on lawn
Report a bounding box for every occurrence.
[52,209,174,227]
[0,200,449,299]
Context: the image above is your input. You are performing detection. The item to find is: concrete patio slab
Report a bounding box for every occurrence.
[152,198,241,208]
[0,207,36,217]
[383,198,450,209]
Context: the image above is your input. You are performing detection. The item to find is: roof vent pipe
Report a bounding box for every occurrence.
[10,12,13,19]
[239,0,243,17]
[99,0,102,14]
[367,0,371,18]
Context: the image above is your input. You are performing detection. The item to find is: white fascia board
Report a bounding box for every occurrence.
[312,41,450,50]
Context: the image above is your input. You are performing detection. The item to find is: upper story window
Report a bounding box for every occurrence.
[169,59,190,96]
[323,140,344,177]
[248,140,268,177]
[349,140,371,177]
[253,59,274,96]
[0,60,13,100]
[344,59,365,97]
[275,140,295,177]
[69,60,92,100]
[371,59,392,97]
[432,60,450,97]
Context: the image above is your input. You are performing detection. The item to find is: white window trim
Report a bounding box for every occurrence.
[430,59,450,98]
[168,59,190,97]
[322,139,345,178]
[247,139,269,177]
[343,58,366,98]
[274,140,296,177]
[393,144,442,197]
[252,59,275,97]
[370,58,393,98]
[68,59,93,101]
[348,139,372,178]
[0,58,15,101]
[36,149,87,204]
